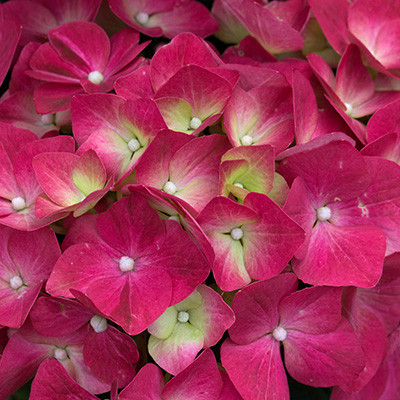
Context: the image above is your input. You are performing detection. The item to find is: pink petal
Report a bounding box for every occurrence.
[284,318,365,387]
[163,350,223,400]
[242,193,305,280]
[96,193,166,258]
[308,0,350,54]
[224,0,304,54]
[119,363,164,400]
[83,326,138,386]
[0,12,21,86]
[148,322,204,375]
[228,274,298,345]
[48,21,110,74]
[221,336,289,400]
[150,32,218,93]
[335,44,375,107]
[292,222,386,287]
[189,285,235,347]
[30,359,98,400]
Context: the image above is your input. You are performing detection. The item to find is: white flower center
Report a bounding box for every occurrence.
[189,117,202,130]
[54,348,68,360]
[230,228,243,240]
[10,276,24,290]
[241,135,253,146]
[90,315,108,333]
[344,102,353,115]
[163,181,177,195]
[272,326,287,341]
[40,114,54,125]
[233,182,244,188]
[317,206,331,222]
[88,71,104,85]
[119,256,135,272]
[136,12,149,25]
[11,197,26,211]
[168,215,180,223]
[177,311,190,323]
[128,138,141,152]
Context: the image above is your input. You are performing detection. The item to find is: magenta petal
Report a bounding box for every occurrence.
[221,336,289,400]
[96,193,166,258]
[83,326,138,386]
[119,363,164,400]
[0,330,52,399]
[46,243,120,298]
[308,0,349,54]
[279,286,343,334]
[150,32,218,93]
[335,44,375,107]
[228,274,298,345]
[242,193,305,280]
[225,0,304,54]
[140,220,210,305]
[87,269,172,335]
[163,350,222,400]
[284,318,365,387]
[292,222,385,287]
[0,12,21,87]
[30,359,98,400]
[48,21,110,74]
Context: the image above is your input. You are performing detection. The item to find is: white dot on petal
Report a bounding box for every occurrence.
[90,315,108,333]
[163,181,177,195]
[168,215,180,223]
[230,228,243,240]
[177,311,190,323]
[119,256,135,272]
[241,135,253,146]
[11,197,26,211]
[40,114,54,125]
[88,71,104,85]
[136,12,149,25]
[189,117,202,130]
[233,182,244,188]
[128,138,141,152]
[10,276,24,290]
[317,206,331,222]
[272,326,287,341]
[54,348,68,360]
[344,102,353,115]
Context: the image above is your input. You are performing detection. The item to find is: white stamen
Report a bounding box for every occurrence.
[344,102,353,115]
[88,71,104,85]
[317,206,331,222]
[40,114,54,125]
[90,315,108,333]
[54,348,68,360]
[128,138,141,152]
[10,276,24,290]
[272,326,287,341]
[233,182,244,188]
[189,117,202,130]
[241,135,253,146]
[11,197,26,211]
[119,256,135,272]
[230,228,243,240]
[136,12,149,25]
[177,311,190,323]
[168,215,180,223]
[163,181,177,195]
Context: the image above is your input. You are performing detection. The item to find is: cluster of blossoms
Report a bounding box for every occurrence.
[0,0,400,399]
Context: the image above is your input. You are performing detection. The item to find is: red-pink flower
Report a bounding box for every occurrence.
[26,21,148,113]
[221,274,365,399]
[46,193,210,335]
